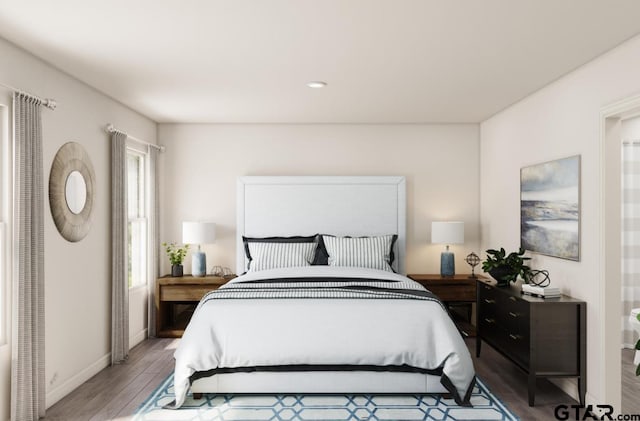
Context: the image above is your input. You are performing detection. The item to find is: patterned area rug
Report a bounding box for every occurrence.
[134,374,519,421]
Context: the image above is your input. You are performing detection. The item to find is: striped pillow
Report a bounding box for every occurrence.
[247,241,318,272]
[322,235,397,272]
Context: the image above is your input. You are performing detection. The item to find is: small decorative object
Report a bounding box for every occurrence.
[521,283,560,298]
[526,269,551,287]
[431,221,464,277]
[481,247,531,287]
[521,155,580,261]
[182,221,216,277]
[211,265,224,277]
[465,252,480,278]
[163,242,190,277]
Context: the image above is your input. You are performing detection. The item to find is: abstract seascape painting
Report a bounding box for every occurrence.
[521,155,580,261]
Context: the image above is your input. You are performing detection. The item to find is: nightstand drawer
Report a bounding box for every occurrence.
[427,284,476,301]
[160,285,214,302]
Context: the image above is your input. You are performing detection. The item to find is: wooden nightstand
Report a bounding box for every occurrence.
[155,275,232,338]
[407,274,485,337]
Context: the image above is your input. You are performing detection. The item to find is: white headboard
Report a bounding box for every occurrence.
[236,176,406,274]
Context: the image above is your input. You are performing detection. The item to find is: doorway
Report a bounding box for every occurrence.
[602,96,640,415]
[620,115,640,414]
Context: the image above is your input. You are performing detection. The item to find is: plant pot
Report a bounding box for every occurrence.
[489,266,513,287]
[171,264,184,277]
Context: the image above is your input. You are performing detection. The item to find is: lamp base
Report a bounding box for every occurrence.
[192,251,207,277]
[440,251,455,277]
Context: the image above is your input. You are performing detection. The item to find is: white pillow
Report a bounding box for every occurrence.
[247,242,317,272]
[321,235,396,272]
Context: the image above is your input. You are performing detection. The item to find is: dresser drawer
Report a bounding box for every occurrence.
[478,283,499,308]
[160,285,214,301]
[502,329,530,367]
[478,317,507,348]
[501,295,530,334]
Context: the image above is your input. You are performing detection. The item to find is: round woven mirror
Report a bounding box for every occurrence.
[49,142,95,242]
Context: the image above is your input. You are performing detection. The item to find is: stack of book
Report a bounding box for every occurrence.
[521,284,561,298]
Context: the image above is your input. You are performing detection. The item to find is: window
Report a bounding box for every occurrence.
[127,147,148,288]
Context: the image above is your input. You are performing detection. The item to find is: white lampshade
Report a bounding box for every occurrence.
[182,222,216,245]
[431,221,464,245]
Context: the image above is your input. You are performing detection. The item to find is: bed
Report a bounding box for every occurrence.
[172,176,476,408]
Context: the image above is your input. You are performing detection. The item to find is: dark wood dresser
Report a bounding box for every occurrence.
[476,278,586,406]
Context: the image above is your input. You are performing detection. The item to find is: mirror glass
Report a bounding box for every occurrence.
[65,170,87,214]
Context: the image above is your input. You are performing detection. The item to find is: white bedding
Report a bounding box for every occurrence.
[173,266,475,407]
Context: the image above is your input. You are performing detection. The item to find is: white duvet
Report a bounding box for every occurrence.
[173,266,475,407]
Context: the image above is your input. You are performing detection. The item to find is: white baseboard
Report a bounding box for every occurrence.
[45,328,148,409]
[45,328,149,409]
[45,352,111,408]
[130,328,148,349]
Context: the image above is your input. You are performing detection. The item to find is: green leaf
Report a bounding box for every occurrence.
[636,339,640,351]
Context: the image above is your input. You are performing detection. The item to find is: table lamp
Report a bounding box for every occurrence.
[182,221,216,277]
[431,221,464,277]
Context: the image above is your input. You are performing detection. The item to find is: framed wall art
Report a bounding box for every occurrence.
[520,155,580,261]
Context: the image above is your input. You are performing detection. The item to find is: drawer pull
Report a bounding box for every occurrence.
[509,334,521,340]
[484,318,495,324]
[508,296,517,302]
[484,299,496,304]
[508,311,518,318]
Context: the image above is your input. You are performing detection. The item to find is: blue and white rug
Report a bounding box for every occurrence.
[134,374,519,420]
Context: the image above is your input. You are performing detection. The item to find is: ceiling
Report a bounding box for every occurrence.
[1,1,640,123]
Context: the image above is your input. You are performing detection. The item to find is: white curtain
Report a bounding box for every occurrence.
[111,131,129,363]
[147,146,160,337]
[622,141,640,348]
[11,93,46,420]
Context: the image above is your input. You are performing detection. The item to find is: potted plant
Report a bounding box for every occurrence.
[636,313,640,377]
[163,242,190,277]
[481,247,531,287]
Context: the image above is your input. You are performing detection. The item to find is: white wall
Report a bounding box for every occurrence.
[480,33,640,407]
[158,124,480,276]
[0,36,157,417]
[622,115,640,140]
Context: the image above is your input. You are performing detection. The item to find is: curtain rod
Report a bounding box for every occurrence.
[0,81,56,110]
[105,123,164,152]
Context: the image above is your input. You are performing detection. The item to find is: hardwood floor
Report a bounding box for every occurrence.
[44,339,178,421]
[45,337,581,421]
[622,348,640,415]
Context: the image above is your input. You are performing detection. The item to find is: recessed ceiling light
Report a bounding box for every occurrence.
[306,81,327,89]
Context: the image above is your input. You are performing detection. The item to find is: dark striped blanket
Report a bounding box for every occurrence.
[197,277,446,310]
